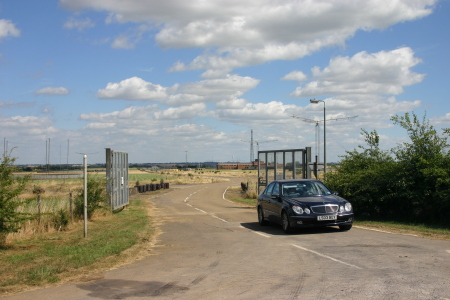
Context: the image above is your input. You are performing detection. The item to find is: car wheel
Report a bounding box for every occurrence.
[339,224,352,231]
[258,207,268,226]
[282,212,292,234]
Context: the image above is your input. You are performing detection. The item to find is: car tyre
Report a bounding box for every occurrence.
[282,212,292,234]
[339,224,352,231]
[258,207,268,226]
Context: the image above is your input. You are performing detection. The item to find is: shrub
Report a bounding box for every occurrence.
[51,209,69,231]
[74,176,107,220]
[0,152,31,246]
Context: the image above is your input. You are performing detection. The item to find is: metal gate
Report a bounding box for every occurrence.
[106,148,129,210]
[257,147,311,193]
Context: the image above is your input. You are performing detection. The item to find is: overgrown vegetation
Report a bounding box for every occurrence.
[0,152,31,247]
[0,197,153,294]
[74,176,108,220]
[325,112,450,226]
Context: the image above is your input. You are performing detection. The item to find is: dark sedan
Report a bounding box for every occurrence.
[257,179,353,233]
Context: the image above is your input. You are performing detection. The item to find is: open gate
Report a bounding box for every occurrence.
[257,147,311,193]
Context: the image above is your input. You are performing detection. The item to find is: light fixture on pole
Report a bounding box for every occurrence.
[310,98,326,176]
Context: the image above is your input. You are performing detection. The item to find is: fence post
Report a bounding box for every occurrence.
[37,194,41,225]
[69,189,73,222]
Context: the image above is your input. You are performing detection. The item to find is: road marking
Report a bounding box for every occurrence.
[194,208,207,214]
[446,250,450,254]
[291,244,362,269]
[354,226,418,237]
[222,186,235,204]
[211,215,228,223]
[253,231,271,238]
[183,187,229,223]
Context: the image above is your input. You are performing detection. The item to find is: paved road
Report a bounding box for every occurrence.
[4,178,450,299]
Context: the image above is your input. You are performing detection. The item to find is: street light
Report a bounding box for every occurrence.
[310,98,326,176]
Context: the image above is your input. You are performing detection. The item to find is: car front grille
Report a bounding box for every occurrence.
[310,204,339,214]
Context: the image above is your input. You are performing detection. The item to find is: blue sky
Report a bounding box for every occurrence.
[1,0,449,165]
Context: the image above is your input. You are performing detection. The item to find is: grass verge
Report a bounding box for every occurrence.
[0,191,165,296]
[354,220,450,241]
[225,186,450,241]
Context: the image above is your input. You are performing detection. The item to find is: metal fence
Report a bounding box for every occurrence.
[106,148,129,210]
[257,147,312,193]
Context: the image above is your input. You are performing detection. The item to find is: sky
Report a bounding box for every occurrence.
[1,0,450,165]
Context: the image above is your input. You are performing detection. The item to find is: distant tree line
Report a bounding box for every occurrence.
[325,112,450,226]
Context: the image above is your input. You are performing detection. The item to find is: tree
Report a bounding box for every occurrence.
[326,112,450,225]
[0,152,31,246]
[325,129,396,217]
[391,112,450,223]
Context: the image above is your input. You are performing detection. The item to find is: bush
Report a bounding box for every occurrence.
[325,112,450,226]
[51,209,69,231]
[74,176,107,220]
[0,152,31,246]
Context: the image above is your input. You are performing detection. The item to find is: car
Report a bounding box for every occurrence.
[257,179,353,233]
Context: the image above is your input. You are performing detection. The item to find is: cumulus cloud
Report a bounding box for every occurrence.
[97,77,168,100]
[281,71,307,82]
[215,101,301,126]
[178,74,260,101]
[34,87,70,96]
[59,0,436,72]
[290,47,425,98]
[0,19,20,39]
[153,103,207,120]
[63,17,95,31]
[80,105,158,121]
[96,74,260,104]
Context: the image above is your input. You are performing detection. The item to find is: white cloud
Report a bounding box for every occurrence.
[290,47,425,98]
[34,87,70,96]
[59,0,437,72]
[281,71,307,82]
[215,101,301,126]
[178,74,260,101]
[96,74,259,105]
[63,17,95,31]
[80,105,158,121]
[153,103,207,120]
[0,19,20,39]
[216,98,248,109]
[96,77,168,100]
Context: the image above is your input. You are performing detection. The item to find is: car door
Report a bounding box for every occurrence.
[267,182,282,222]
[259,182,275,219]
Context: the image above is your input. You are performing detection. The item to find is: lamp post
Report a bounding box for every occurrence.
[310,98,326,176]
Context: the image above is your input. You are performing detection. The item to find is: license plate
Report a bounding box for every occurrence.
[317,215,337,221]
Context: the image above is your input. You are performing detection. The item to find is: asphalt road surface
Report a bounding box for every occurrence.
[4,178,450,300]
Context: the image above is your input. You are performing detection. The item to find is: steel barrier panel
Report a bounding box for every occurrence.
[106,148,129,210]
[257,148,311,193]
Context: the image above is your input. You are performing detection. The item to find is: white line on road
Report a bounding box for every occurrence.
[291,244,362,269]
[222,186,235,204]
[354,226,418,237]
[253,231,271,238]
[194,208,207,214]
[183,187,229,223]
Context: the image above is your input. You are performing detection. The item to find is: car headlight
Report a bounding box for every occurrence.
[292,206,304,214]
[304,208,311,214]
[345,202,352,212]
[339,205,345,213]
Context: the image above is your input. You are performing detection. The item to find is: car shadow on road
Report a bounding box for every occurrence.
[240,222,344,236]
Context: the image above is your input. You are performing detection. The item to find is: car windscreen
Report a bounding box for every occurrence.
[281,182,332,197]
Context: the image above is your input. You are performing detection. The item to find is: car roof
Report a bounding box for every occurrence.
[273,179,321,183]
